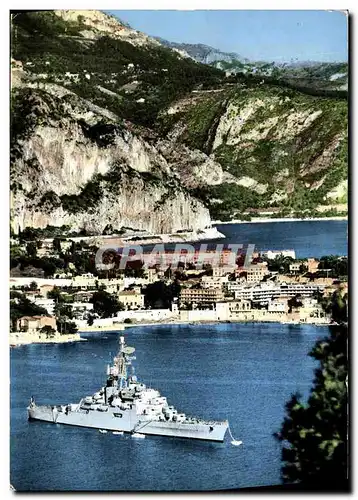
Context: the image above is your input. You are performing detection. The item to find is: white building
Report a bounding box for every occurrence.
[267,299,288,313]
[289,262,301,273]
[27,297,55,316]
[261,249,296,260]
[70,302,94,320]
[201,275,229,289]
[232,282,324,304]
[212,265,236,277]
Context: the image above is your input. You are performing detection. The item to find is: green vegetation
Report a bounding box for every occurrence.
[12,11,223,128]
[10,11,348,222]
[90,290,125,318]
[318,255,348,279]
[144,280,181,309]
[10,294,48,331]
[40,325,56,338]
[56,318,78,334]
[194,183,266,221]
[179,95,228,152]
[275,289,348,490]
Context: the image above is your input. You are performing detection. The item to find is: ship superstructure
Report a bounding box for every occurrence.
[28,336,229,442]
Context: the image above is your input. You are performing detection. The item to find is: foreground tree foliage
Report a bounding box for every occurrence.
[275,289,348,490]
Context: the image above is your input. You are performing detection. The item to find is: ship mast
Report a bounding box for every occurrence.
[118,336,127,389]
[112,336,136,390]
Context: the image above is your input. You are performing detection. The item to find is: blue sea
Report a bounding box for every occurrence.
[11,323,328,491]
[142,219,348,259]
[213,220,348,259]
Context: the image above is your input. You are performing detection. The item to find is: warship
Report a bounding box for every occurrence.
[28,336,230,442]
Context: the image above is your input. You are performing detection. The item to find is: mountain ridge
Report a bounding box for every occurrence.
[10,10,348,235]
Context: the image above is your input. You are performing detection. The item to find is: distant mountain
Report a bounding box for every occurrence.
[154,37,249,65]
[154,37,348,90]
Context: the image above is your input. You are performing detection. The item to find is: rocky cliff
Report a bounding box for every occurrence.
[10,10,348,233]
[10,87,211,234]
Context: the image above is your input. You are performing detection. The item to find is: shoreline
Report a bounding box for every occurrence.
[10,316,333,346]
[212,216,348,225]
[9,333,86,347]
[80,317,331,331]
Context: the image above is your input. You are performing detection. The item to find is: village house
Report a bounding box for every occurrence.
[238,262,269,283]
[117,289,145,310]
[267,298,289,313]
[307,258,320,274]
[16,315,57,333]
[289,262,302,273]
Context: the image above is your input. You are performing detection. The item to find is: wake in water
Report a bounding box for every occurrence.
[228,426,242,446]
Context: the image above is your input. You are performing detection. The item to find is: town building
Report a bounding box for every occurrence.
[261,249,296,260]
[232,281,325,304]
[117,290,145,310]
[180,287,225,306]
[245,262,269,283]
[16,315,57,332]
[201,275,229,289]
[307,258,320,274]
[289,262,301,273]
[212,265,236,277]
[27,297,56,316]
[267,299,289,313]
[145,268,158,284]
[227,299,252,313]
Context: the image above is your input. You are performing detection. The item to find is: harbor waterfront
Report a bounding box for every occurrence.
[11,323,327,491]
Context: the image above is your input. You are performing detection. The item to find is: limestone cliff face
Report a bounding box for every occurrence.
[13,180,210,235]
[10,89,210,234]
[160,86,348,214]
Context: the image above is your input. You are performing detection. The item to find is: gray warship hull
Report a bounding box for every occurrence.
[28,404,228,441]
[27,336,232,443]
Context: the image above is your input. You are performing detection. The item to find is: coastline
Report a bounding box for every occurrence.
[212,216,348,225]
[83,317,331,330]
[10,317,331,346]
[9,333,86,347]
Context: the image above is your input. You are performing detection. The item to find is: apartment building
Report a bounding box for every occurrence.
[201,275,229,289]
[180,287,225,305]
[212,265,236,277]
[267,299,289,313]
[245,262,269,283]
[232,282,325,304]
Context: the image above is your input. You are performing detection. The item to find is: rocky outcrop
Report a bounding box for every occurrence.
[10,88,211,234]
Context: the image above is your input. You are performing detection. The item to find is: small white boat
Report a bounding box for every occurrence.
[99,429,108,434]
[112,431,124,435]
[132,432,145,438]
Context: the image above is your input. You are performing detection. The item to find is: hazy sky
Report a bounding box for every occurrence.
[107,10,348,63]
